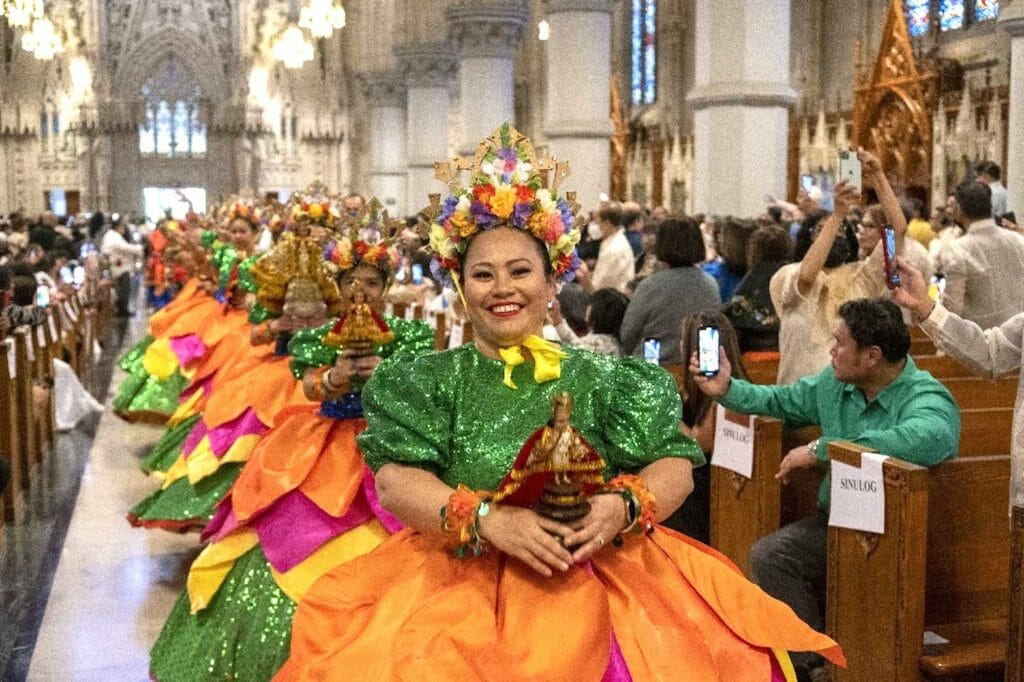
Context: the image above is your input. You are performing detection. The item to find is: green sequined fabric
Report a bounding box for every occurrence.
[288,314,435,380]
[140,413,203,474]
[119,335,153,372]
[358,345,706,492]
[129,463,241,524]
[150,546,295,682]
[113,371,189,417]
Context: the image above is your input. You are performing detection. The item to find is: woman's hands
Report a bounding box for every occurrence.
[479,494,629,575]
[478,506,575,577]
[561,493,629,564]
[330,348,382,386]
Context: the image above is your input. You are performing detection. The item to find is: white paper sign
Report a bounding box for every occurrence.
[5,340,14,379]
[404,304,416,321]
[447,320,464,349]
[711,405,755,478]
[828,452,888,534]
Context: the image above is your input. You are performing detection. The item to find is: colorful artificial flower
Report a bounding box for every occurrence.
[427,123,582,284]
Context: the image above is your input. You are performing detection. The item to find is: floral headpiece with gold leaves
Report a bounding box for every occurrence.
[427,123,582,285]
[324,197,402,278]
[289,181,343,229]
[225,196,262,225]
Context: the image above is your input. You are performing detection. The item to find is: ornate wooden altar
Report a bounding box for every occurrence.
[853,0,939,203]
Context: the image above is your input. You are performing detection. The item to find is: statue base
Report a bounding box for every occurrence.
[535,480,591,523]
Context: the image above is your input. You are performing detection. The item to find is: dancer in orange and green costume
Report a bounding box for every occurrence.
[276,126,844,682]
[114,215,253,426]
[129,190,355,532]
[147,200,435,682]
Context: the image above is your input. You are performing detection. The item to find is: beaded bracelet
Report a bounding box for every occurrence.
[440,484,490,558]
[602,474,658,546]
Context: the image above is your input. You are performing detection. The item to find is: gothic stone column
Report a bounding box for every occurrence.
[447,1,528,154]
[396,44,456,212]
[686,0,797,217]
[360,72,408,216]
[1001,5,1024,216]
[544,0,613,208]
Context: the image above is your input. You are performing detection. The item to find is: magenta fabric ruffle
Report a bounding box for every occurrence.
[204,469,403,574]
[169,334,207,367]
[181,408,268,460]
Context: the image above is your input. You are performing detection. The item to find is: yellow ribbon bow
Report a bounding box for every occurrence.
[497,335,568,389]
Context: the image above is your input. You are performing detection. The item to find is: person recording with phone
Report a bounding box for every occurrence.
[689,297,959,680]
[769,148,907,384]
[661,313,749,544]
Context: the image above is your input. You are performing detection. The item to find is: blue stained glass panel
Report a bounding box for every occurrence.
[156,101,172,155]
[173,101,189,155]
[940,0,964,31]
[905,0,930,37]
[631,0,643,105]
[643,0,656,104]
[974,0,999,21]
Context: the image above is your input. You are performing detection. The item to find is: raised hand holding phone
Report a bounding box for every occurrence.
[838,150,862,195]
[881,223,901,289]
[697,324,720,376]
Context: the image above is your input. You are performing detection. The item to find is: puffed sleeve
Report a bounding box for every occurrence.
[248,303,274,324]
[288,322,338,379]
[357,354,451,474]
[381,316,436,360]
[599,357,706,472]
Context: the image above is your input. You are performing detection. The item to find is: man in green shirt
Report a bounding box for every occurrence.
[692,297,959,677]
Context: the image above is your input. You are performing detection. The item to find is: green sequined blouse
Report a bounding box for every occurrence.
[288,314,436,382]
[357,344,705,491]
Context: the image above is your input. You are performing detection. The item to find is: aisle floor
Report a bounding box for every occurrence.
[25,323,197,681]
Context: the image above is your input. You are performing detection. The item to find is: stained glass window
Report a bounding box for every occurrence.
[940,0,965,31]
[138,56,206,157]
[631,0,656,105]
[905,0,931,37]
[190,106,207,156]
[155,101,173,155]
[974,0,999,21]
[139,107,156,155]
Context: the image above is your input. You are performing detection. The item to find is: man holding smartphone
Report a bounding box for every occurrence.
[691,297,959,679]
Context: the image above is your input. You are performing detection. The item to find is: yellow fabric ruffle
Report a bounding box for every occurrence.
[166,386,204,427]
[269,520,389,603]
[187,529,260,613]
[497,335,567,389]
[142,337,180,380]
[160,433,263,489]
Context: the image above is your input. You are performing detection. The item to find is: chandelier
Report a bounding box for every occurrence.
[3,0,43,28]
[21,15,64,61]
[272,23,314,69]
[298,0,345,39]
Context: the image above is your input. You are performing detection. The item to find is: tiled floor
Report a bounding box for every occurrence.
[1,318,199,681]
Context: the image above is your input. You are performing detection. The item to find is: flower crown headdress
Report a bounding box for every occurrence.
[325,197,402,277]
[426,123,582,288]
[289,181,342,229]
[225,196,262,225]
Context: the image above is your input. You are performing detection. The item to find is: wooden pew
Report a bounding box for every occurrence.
[1009,504,1023,682]
[0,338,18,524]
[11,329,35,492]
[825,442,1012,681]
[958,407,1013,457]
[708,412,783,575]
[942,376,1018,410]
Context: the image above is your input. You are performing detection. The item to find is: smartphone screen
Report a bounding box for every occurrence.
[411,263,423,285]
[698,325,720,376]
[838,151,862,194]
[73,266,86,286]
[642,337,661,364]
[882,224,901,289]
[59,266,73,284]
[35,285,50,308]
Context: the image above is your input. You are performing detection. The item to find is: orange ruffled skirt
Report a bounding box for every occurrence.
[276,526,844,681]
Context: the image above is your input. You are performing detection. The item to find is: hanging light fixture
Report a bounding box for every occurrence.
[272,23,314,69]
[5,0,43,27]
[21,15,63,60]
[538,19,550,41]
[298,0,345,39]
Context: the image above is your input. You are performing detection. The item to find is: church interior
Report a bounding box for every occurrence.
[1,0,1023,681]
